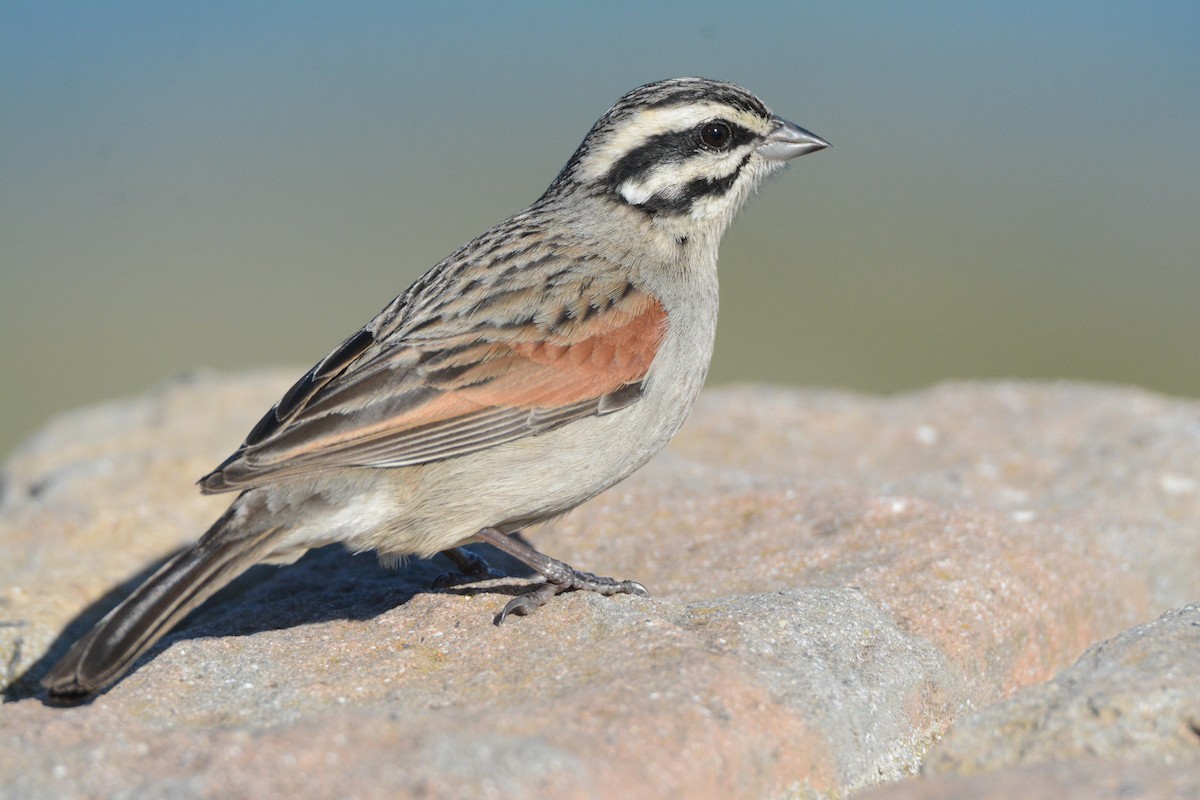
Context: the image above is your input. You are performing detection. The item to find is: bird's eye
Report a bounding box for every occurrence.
[699,121,732,150]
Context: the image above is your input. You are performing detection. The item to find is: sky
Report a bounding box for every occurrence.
[3,2,1200,456]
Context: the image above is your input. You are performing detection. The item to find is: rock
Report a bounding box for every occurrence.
[858,760,1200,800]
[2,375,1198,798]
[924,602,1200,775]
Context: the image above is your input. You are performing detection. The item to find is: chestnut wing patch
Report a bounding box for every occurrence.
[200,293,666,493]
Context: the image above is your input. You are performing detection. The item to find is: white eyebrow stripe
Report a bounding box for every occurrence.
[578,104,768,182]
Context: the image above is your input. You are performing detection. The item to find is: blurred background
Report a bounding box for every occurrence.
[3,2,1199,459]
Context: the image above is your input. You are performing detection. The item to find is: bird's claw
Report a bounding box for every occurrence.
[493,570,649,625]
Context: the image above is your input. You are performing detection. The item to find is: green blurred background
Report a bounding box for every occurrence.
[3,2,1199,459]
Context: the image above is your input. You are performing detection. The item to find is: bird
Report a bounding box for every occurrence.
[41,77,828,699]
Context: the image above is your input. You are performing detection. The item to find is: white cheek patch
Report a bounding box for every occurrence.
[618,179,658,206]
[617,146,753,208]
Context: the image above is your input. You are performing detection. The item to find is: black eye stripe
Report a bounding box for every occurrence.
[602,123,756,192]
[604,130,692,190]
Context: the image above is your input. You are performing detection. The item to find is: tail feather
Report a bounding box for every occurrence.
[41,517,284,700]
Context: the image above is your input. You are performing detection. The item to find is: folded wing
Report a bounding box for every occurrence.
[200,278,666,493]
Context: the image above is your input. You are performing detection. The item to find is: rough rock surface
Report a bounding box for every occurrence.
[858,760,1200,800]
[923,602,1200,774]
[1,373,1198,798]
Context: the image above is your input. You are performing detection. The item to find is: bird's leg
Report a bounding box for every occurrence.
[431,546,505,589]
[475,527,649,624]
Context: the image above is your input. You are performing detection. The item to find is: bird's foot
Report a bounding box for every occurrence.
[474,527,648,624]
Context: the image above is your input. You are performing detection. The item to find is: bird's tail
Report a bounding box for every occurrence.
[41,505,285,700]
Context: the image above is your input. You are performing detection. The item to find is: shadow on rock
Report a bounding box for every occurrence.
[5,540,535,705]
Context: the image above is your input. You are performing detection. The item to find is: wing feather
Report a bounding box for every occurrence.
[200,279,665,493]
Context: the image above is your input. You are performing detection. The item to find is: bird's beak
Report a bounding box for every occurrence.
[758,117,830,161]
